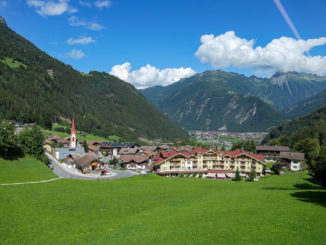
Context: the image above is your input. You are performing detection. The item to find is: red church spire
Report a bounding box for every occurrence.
[71,117,76,135]
[70,117,77,148]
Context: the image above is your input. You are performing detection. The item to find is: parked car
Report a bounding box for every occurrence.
[101,170,111,176]
[139,170,149,175]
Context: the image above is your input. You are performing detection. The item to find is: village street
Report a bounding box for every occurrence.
[45,152,137,180]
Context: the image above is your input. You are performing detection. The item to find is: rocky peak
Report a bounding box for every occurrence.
[0,16,7,26]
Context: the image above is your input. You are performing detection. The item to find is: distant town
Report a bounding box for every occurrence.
[189,130,268,149]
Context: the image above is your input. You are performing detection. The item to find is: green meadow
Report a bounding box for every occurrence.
[1,159,326,244]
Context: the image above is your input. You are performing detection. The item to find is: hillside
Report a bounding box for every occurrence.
[0,21,188,141]
[263,106,326,145]
[143,80,286,132]
[286,89,326,118]
[141,70,326,113]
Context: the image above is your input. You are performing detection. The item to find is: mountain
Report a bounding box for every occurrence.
[142,70,326,113]
[286,89,326,118]
[142,80,286,132]
[263,105,326,146]
[0,19,188,142]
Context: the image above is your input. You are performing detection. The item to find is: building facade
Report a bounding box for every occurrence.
[152,148,264,178]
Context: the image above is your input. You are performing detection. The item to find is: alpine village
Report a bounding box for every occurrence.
[1,1,326,244]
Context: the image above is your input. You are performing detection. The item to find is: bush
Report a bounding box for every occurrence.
[179,174,184,178]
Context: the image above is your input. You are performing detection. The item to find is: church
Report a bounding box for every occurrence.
[55,118,85,160]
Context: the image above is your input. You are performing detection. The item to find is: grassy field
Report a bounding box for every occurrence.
[0,157,56,184]
[42,128,123,142]
[1,164,326,244]
[216,137,243,143]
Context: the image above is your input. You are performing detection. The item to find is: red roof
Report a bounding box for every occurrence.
[71,117,76,135]
[194,146,209,153]
[223,149,264,162]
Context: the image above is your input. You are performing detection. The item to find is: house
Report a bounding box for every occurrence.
[256,145,290,161]
[139,146,158,152]
[75,153,104,173]
[43,144,52,153]
[99,142,135,156]
[119,155,149,170]
[151,147,264,178]
[55,147,85,160]
[87,140,104,153]
[280,152,305,171]
[119,147,139,155]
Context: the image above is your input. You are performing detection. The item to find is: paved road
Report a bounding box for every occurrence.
[45,152,137,180]
[0,177,62,186]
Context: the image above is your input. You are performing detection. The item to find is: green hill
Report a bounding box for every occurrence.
[286,89,326,118]
[263,106,326,145]
[0,21,188,142]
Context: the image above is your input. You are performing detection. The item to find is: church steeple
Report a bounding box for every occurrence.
[70,117,77,148]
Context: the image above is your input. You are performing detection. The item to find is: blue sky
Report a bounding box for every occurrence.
[1,0,326,88]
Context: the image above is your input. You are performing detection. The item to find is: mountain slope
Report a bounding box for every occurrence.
[0,20,188,141]
[141,70,326,113]
[143,81,286,132]
[286,89,326,118]
[263,106,326,145]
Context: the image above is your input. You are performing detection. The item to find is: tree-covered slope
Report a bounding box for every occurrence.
[0,22,188,141]
[286,89,326,118]
[263,106,326,144]
[148,81,286,132]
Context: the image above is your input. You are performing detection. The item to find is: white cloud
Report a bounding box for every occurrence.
[65,49,85,59]
[95,0,111,9]
[67,36,95,45]
[110,62,196,89]
[78,0,91,7]
[26,0,77,17]
[0,1,7,7]
[195,31,326,75]
[68,15,104,31]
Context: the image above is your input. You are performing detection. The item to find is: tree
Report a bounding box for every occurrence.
[0,121,21,156]
[83,139,89,152]
[294,138,320,167]
[19,125,44,158]
[311,146,326,186]
[248,170,256,181]
[234,168,241,181]
[220,145,226,151]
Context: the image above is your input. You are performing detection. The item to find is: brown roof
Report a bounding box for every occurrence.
[280,152,305,161]
[140,146,158,151]
[143,150,157,157]
[88,144,99,152]
[119,148,138,155]
[120,155,149,164]
[256,145,290,152]
[88,140,104,145]
[75,153,98,168]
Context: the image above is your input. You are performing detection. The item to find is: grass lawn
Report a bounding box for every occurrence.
[0,157,56,184]
[1,167,326,244]
[216,137,243,143]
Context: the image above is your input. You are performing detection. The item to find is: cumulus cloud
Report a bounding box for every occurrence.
[64,49,85,59]
[26,0,77,16]
[95,0,111,9]
[195,31,326,75]
[78,0,91,7]
[0,1,7,7]
[110,62,196,89]
[68,15,104,31]
[67,36,95,45]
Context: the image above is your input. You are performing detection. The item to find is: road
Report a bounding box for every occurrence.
[45,152,137,180]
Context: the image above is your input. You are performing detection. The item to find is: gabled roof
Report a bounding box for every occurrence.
[223,149,264,162]
[256,145,290,152]
[75,153,98,168]
[194,146,209,153]
[280,152,305,161]
[140,146,158,151]
[119,147,138,155]
[120,155,149,164]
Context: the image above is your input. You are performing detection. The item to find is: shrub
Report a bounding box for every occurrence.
[179,174,184,178]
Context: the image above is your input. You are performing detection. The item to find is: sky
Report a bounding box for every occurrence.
[1,0,326,88]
